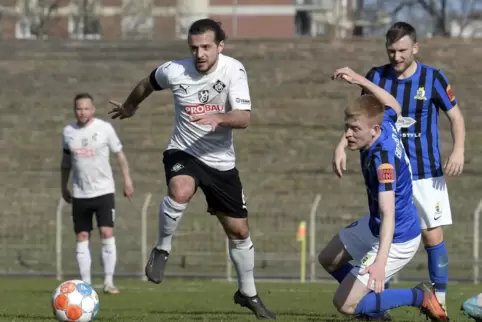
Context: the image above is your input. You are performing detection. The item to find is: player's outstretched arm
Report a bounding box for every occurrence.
[124,77,155,109]
[109,62,172,120]
[332,67,401,115]
[109,77,155,120]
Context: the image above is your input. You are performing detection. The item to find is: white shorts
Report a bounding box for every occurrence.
[413,176,452,229]
[339,215,421,290]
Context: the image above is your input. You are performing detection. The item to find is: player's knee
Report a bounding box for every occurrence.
[169,185,194,203]
[337,304,356,315]
[422,226,444,246]
[170,191,192,204]
[226,223,249,240]
[168,176,195,203]
[76,232,89,241]
[99,227,113,239]
[332,294,356,315]
[227,230,249,240]
[219,215,249,240]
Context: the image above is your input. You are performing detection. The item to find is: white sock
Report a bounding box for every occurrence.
[229,236,257,297]
[76,240,91,285]
[101,237,117,286]
[156,196,187,253]
[435,291,446,306]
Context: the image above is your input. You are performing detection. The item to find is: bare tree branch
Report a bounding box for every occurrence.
[121,0,154,39]
[391,0,417,16]
[416,0,439,18]
[26,0,61,38]
[410,0,449,36]
[453,0,481,37]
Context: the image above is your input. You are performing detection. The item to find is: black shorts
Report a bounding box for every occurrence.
[163,149,247,218]
[72,193,115,233]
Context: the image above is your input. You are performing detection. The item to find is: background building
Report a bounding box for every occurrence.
[0,0,391,40]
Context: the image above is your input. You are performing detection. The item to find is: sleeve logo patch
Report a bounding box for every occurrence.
[377,163,395,183]
[446,85,455,102]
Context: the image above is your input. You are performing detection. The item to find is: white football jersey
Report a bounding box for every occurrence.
[151,53,251,171]
[62,118,123,199]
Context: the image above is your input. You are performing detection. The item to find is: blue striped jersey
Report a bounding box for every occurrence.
[360,107,421,243]
[362,63,458,180]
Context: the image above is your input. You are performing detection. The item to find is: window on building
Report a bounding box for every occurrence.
[15,0,49,39]
[68,0,101,40]
[121,0,154,39]
[68,14,101,40]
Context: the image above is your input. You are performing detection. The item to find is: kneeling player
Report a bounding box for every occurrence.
[318,67,449,321]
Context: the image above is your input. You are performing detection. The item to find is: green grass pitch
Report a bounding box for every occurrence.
[0,278,479,321]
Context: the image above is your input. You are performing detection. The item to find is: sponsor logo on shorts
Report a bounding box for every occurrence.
[434,201,442,220]
[345,220,358,229]
[171,163,184,172]
[185,104,225,115]
[360,254,373,268]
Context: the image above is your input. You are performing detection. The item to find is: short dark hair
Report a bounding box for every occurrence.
[188,18,227,44]
[385,22,417,45]
[73,92,93,106]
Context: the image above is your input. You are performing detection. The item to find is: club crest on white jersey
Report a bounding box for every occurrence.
[151,54,251,171]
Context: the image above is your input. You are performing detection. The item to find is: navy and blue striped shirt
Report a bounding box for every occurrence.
[361,107,421,243]
[362,63,458,180]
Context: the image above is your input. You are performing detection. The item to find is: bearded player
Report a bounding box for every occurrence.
[108,19,275,320]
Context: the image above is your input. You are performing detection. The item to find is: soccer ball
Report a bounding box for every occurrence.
[51,280,99,321]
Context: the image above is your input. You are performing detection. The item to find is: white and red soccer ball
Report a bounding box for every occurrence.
[51,280,99,321]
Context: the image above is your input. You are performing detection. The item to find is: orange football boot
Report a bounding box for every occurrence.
[415,282,449,321]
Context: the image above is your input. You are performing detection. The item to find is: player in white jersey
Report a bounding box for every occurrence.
[61,93,134,294]
[107,19,276,320]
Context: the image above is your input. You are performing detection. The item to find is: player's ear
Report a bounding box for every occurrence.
[412,42,419,55]
[217,40,224,53]
[371,124,381,137]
